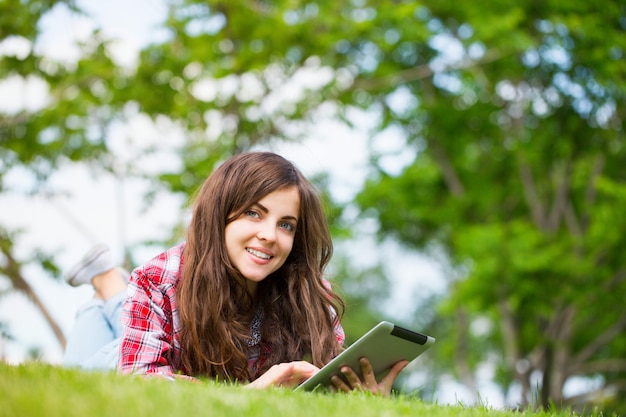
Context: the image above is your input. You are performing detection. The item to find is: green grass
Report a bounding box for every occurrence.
[0,362,596,417]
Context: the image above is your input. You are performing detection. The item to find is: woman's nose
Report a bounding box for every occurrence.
[256,221,276,241]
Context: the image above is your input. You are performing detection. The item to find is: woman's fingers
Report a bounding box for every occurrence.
[332,358,410,397]
[378,360,409,394]
[340,365,365,391]
[358,357,379,394]
[249,358,410,395]
[330,375,351,392]
[247,361,320,389]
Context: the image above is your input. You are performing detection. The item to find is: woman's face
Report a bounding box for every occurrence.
[225,186,300,295]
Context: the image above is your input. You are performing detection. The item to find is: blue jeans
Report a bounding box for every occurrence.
[63,291,126,370]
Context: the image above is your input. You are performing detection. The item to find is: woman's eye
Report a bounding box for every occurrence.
[279,221,294,232]
[245,210,260,219]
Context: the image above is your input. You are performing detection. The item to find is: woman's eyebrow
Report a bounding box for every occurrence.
[255,202,298,222]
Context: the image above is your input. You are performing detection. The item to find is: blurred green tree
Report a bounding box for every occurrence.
[345,1,626,412]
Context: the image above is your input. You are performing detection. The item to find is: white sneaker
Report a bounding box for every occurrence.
[65,243,114,287]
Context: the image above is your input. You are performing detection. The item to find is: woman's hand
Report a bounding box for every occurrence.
[330,357,409,397]
[246,361,320,389]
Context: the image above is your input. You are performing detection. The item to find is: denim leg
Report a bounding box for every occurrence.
[103,290,126,338]
[63,290,127,370]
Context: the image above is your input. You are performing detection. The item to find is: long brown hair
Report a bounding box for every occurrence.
[177,152,344,381]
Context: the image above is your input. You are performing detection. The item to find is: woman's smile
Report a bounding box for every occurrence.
[246,247,273,262]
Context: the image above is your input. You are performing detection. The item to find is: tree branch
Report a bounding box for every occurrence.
[352,49,505,91]
[429,140,465,197]
[454,309,478,399]
[572,359,626,375]
[547,161,573,233]
[498,298,534,404]
[604,269,626,291]
[572,314,626,366]
[0,233,66,350]
[518,160,547,230]
[564,202,584,238]
[581,154,605,232]
[565,380,626,407]
[543,304,576,342]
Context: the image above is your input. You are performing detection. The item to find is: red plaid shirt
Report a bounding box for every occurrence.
[118,243,345,380]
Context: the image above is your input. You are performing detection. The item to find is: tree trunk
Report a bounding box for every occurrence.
[454,308,479,399]
[0,235,67,351]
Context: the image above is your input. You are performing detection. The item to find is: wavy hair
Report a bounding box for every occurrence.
[177,152,344,381]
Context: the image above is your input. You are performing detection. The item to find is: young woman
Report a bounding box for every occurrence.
[64,152,407,394]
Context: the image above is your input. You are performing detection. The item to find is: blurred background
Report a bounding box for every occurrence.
[1,0,625,414]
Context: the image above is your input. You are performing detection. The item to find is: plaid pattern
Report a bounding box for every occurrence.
[118,242,345,380]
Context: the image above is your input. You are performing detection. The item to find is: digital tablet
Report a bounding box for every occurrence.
[296,321,435,391]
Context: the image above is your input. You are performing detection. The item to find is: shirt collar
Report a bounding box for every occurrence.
[247,307,263,347]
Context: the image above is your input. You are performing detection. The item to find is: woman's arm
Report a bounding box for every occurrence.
[118,264,186,380]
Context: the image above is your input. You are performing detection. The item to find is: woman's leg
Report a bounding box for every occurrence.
[72,289,127,370]
[63,298,117,367]
[63,245,129,369]
[102,287,126,338]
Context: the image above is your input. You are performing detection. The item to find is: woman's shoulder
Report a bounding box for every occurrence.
[132,242,186,287]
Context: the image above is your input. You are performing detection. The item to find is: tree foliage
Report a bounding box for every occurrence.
[347,0,626,412]
[1,0,625,412]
